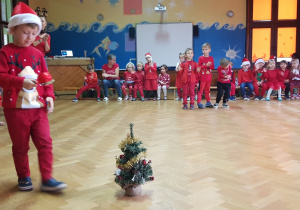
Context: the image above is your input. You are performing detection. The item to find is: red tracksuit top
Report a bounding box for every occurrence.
[133,71,144,85]
[85,72,98,85]
[277,69,290,82]
[198,56,215,82]
[123,71,135,83]
[180,60,198,83]
[238,69,257,85]
[217,65,231,84]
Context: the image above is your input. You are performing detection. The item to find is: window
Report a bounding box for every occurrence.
[247,0,300,62]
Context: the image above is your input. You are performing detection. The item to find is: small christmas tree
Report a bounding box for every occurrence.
[115,123,154,196]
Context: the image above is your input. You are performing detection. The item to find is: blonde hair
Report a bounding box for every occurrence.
[137,62,144,67]
[185,48,193,54]
[267,59,276,70]
[202,43,211,49]
[220,58,229,68]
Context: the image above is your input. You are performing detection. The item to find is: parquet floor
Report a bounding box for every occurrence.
[0,93,300,210]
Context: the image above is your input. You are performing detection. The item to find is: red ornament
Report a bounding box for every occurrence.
[148,160,152,164]
[118,165,123,170]
[120,155,125,159]
[142,160,147,165]
[150,177,154,180]
[118,176,122,180]
[38,72,54,85]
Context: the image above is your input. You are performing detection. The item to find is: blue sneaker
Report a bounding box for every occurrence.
[41,178,67,192]
[266,97,270,101]
[18,177,33,191]
[197,103,204,109]
[228,96,233,101]
[182,105,188,110]
[278,97,282,101]
[190,105,194,110]
[205,102,214,108]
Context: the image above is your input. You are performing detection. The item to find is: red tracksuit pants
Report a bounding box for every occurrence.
[134,84,144,98]
[197,81,211,104]
[122,84,134,96]
[4,108,53,182]
[253,82,267,97]
[76,84,100,98]
[182,82,195,105]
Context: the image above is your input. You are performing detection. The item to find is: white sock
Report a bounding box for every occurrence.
[267,88,273,98]
[278,88,282,98]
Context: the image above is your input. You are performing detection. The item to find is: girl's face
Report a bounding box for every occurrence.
[137,65,143,71]
[268,60,276,70]
[292,61,299,69]
[242,64,250,70]
[185,50,194,60]
[161,67,166,74]
[40,17,47,30]
[280,62,287,70]
[146,57,152,63]
[179,55,185,62]
[127,65,133,72]
[88,68,94,73]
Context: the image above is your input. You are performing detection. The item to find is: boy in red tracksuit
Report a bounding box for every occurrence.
[179,48,198,110]
[0,3,66,191]
[132,62,145,101]
[72,64,100,102]
[238,58,257,100]
[277,60,290,100]
[253,58,267,100]
[197,43,214,109]
[122,62,135,100]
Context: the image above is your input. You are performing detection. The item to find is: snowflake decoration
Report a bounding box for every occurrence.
[223,45,241,61]
[168,1,176,8]
[184,0,193,7]
[108,0,119,6]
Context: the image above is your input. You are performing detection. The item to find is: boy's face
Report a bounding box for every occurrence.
[242,64,250,70]
[186,50,194,60]
[137,65,143,71]
[11,24,39,47]
[280,62,287,70]
[202,47,211,57]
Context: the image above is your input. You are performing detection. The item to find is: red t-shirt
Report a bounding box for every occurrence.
[238,69,257,85]
[217,65,231,83]
[102,63,119,80]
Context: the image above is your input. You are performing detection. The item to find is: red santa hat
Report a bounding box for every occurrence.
[8,2,42,35]
[269,55,276,61]
[145,52,152,59]
[255,58,265,65]
[241,58,250,66]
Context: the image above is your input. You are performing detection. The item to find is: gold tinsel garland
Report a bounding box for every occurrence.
[116,134,147,170]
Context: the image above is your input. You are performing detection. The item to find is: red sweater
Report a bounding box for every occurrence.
[0,44,55,109]
[102,63,119,80]
[198,56,215,82]
[253,67,265,82]
[85,72,98,85]
[277,69,290,82]
[144,63,157,79]
[133,71,144,85]
[217,65,231,83]
[123,71,135,83]
[180,60,198,83]
[264,69,279,83]
[238,69,257,85]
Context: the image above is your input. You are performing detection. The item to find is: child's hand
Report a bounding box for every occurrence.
[197,66,200,72]
[46,97,54,113]
[23,79,37,89]
[207,62,211,67]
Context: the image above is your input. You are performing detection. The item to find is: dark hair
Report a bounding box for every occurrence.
[107,54,116,61]
[161,64,168,71]
[280,60,288,64]
[87,64,94,70]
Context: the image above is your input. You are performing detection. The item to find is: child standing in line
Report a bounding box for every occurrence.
[253,58,267,100]
[289,58,300,99]
[228,61,237,101]
[157,65,170,100]
[132,62,145,101]
[214,58,232,108]
[175,53,185,101]
[122,62,135,100]
[0,3,66,191]
[72,64,100,102]
[197,43,214,109]
[178,48,198,110]
[277,60,290,100]
[144,52,158,101]
[264,56,282,101]
[238,58,256,100]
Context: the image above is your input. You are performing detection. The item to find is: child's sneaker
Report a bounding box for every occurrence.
[0,121,6,126]
[182,105,188,110]
[129,95,132,100]
[285,96,290,100]
[164,96,167,100]
[243,96,249,100]
[205,102,214,108]
[213,103,219,108]
[97,97,101,102]
[41,178,67,192]
[124,95,129,100]
[254,96,259,101]
[145,98,150,101]
[18,177,33,191]
[141,97,145,101]
[117,97,122,101]
[232,96,236,101]
[222,103,229,108]
[278,97,282,101]
[296,95,300,99]
[103,97,108,101]
[157,97,160,101]
[153,97,157,101]
[290,95,295,100]
[265,97,270,101]
[72,98,78,102]
[132,98,136,101]
[197,103,204,109]
[228,96,233,101]
[190,104,194,110]
[259,96,265,101]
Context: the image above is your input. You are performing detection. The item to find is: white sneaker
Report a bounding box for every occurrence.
[124,95,128,100]
[157,97,160,100]
[117,97,122,101]
[103,97,108,101]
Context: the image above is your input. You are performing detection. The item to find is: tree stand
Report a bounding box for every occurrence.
[124,185,142,197]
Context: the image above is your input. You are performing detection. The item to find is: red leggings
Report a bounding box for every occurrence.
[134,84,144,98]
[4,108,53,182]
[197,81,211,104]
[182,82,195,105]
[253,83,267,97]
